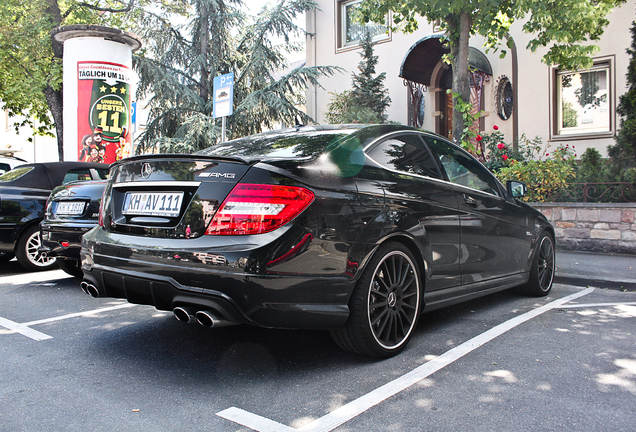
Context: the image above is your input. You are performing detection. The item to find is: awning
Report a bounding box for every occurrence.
[399,34,493,86]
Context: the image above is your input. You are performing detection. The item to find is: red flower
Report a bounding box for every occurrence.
[546,153,550,156]
[476,135,483,141]
[575,154,577,157]
[502,154,508,161]
[497,143,506,150]
[493,125,499,130]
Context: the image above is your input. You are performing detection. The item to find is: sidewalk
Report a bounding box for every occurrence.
[555,250,636,290]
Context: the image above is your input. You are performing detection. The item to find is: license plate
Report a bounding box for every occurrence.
[56,201,86,215]
[122,192,183,217]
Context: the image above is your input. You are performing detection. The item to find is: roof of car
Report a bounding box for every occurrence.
[1,161,108,190]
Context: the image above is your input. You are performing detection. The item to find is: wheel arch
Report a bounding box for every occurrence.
[374,233,428,295]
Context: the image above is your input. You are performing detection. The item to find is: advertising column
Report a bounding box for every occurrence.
[52,26,142,162]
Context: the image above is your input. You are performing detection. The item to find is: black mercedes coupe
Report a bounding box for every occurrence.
[80,125,555,357]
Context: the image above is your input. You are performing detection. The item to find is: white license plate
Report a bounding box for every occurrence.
[122,192,183,217]
[56,201,86,215]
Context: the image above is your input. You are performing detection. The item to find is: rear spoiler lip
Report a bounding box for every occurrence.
[110,153,256,168]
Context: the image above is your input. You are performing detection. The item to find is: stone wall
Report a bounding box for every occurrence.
[531,203,636,254]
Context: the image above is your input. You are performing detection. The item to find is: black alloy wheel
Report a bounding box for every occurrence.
[518,231,555,297]
[331,242,421,357]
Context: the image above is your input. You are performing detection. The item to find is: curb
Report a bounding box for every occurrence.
[554,274,636,291]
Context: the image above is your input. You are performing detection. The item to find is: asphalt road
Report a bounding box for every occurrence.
[1,260,635,432]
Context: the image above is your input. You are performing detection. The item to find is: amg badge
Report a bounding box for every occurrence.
[199,172,236,179]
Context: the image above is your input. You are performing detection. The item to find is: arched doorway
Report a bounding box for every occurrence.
[400,34,492,144]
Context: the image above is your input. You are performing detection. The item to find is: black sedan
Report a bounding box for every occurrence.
[80,125,555,357]
[40,180,106,277]
[0,162,109,271]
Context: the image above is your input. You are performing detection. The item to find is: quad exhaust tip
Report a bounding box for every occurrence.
[195,310,217,327]
[80,281,100,298]
[173,308,235,328]
[173,307,194,324]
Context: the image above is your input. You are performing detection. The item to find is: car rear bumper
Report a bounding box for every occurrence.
[40,221,95,260]
[81,226,357,330]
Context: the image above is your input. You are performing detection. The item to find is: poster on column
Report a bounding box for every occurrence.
[77,62,132,164]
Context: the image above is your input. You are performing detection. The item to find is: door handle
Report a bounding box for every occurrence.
[463,194,479,207]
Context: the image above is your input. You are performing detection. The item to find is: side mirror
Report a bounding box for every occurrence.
[506,180,527,198]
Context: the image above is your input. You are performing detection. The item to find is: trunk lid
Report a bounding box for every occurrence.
[104,155,252,238]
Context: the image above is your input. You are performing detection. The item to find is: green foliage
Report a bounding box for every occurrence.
[576,148,606,183]
[562,102,578,128]
[133,0,341,154]
[0,0,58,135]
[325,31,391,124]
[495,143,577,202]
[482,130,577,202]
[451,91,482,154]
[608,20,636,184]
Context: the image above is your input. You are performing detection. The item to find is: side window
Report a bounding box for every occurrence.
[63,168,92,184]
[367,134,442,179]
[425,138,501,196]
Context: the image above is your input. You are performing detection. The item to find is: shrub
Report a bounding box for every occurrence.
[478,127,577,202]
[496,144,576,202]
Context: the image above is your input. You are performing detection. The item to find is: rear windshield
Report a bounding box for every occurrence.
[197,131,349,159]
[61,168,109,184]
[96,168,110,179]
[0,166,34,183]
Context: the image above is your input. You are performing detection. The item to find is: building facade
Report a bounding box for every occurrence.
[305,0,635,157]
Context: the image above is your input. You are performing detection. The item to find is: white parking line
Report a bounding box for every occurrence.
[217,288,595,432]
[557,302,636,308]
[23,303,137,326]
[0,316,53,341]
[0,303,137,341]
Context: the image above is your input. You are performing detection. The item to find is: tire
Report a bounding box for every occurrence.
[15,225,58,271]
[57,259,84,277]
[0,252,14,263]
[330,242,421,358]
[518,231,555,297]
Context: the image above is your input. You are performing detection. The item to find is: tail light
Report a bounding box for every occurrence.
[98,187,107,227]
[205,183,314,235]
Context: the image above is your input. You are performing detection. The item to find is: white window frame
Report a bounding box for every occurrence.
[336,0,391,52]
[551,56,615,140]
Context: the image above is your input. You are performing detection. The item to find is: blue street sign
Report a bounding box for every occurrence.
[213,73,234,118]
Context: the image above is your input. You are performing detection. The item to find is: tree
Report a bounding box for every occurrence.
[132,0,340,154]
[326,31,391,124]
[358,0,625,148]
[0,0,135,160]
[608,20,636,184]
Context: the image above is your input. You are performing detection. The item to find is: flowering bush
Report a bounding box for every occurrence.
[481,126,531,172]
[479,126,577,202]
[499,148,576,202]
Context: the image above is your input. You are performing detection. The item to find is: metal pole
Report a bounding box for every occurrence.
[221,116,226,143]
